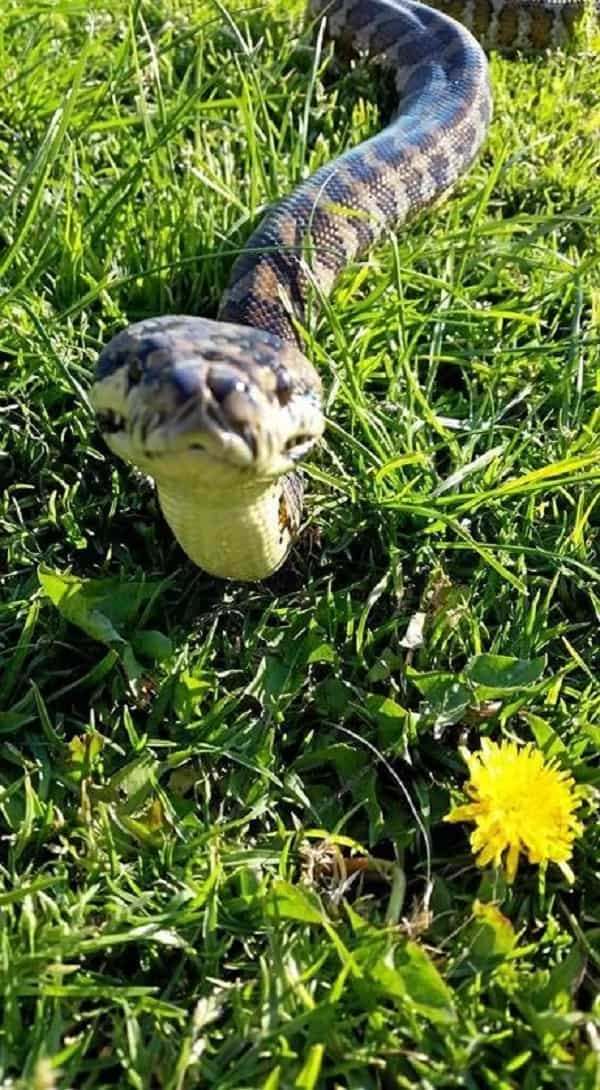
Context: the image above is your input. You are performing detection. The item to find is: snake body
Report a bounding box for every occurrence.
[92,0,589,581]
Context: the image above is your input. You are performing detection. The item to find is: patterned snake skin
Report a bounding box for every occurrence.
[91,0,591,581]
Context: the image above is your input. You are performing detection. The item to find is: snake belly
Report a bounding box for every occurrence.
[91,0,587,581]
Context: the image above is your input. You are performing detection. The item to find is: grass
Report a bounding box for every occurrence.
[1,0,599,1086]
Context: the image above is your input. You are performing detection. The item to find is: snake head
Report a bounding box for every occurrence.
[91,316,324,485]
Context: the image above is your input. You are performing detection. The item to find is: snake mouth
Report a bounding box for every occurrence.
[95,390,320,477]
[96,410,127,436]
[284,435,318,462]
[121,374,318,474]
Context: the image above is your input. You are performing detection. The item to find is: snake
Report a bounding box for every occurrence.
[91,0,591,581]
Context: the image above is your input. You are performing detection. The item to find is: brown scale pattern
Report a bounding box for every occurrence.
[93,0,595,581]
[218,0,592,345]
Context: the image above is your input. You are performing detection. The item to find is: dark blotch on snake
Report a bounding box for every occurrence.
[207,372,246,403]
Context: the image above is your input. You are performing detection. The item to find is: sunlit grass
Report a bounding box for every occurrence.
[1,1,599,1087]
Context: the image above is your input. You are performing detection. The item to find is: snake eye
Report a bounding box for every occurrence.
[128,357,143,386]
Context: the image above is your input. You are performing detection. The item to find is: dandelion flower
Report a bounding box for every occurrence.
[445,739,583,883]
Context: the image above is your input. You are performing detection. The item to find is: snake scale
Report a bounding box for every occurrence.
[91,0,591,580]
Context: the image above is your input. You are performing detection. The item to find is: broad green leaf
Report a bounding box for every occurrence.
[371,941,457,1024]
[247,655,295,708]
[465,654,545,690]
[298,629,338,665]
[268,880,323,925]
[39,569,159,629]
[41,570,125,647]
[406,669,472,726]
[296,742,362,777]
[468,900,517,964]
[38,568,168,681]
[313,678,354,717]
[364,693,408,731]
[131,629,173,662]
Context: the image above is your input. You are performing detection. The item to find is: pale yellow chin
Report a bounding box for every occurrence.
[156,473,292,581]
[103,434,297,581]
[94,373,323,580]
[104,434,295,487]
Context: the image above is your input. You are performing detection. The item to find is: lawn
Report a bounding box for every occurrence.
[1,0,599,1087]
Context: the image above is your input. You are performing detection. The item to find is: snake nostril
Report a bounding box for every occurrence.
[97,410,125,434]
[275,370,293,406]
[170,364,203,400]
[207,371,241,403]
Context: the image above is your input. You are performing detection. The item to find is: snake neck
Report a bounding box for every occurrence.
[155,473,300,581]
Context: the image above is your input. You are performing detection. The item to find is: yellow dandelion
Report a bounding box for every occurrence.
[445,739,584,883]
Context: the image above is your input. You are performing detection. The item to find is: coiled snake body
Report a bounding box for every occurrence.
[92,0,589,580]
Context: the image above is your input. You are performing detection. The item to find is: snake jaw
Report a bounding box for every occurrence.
[91,315,324,485]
